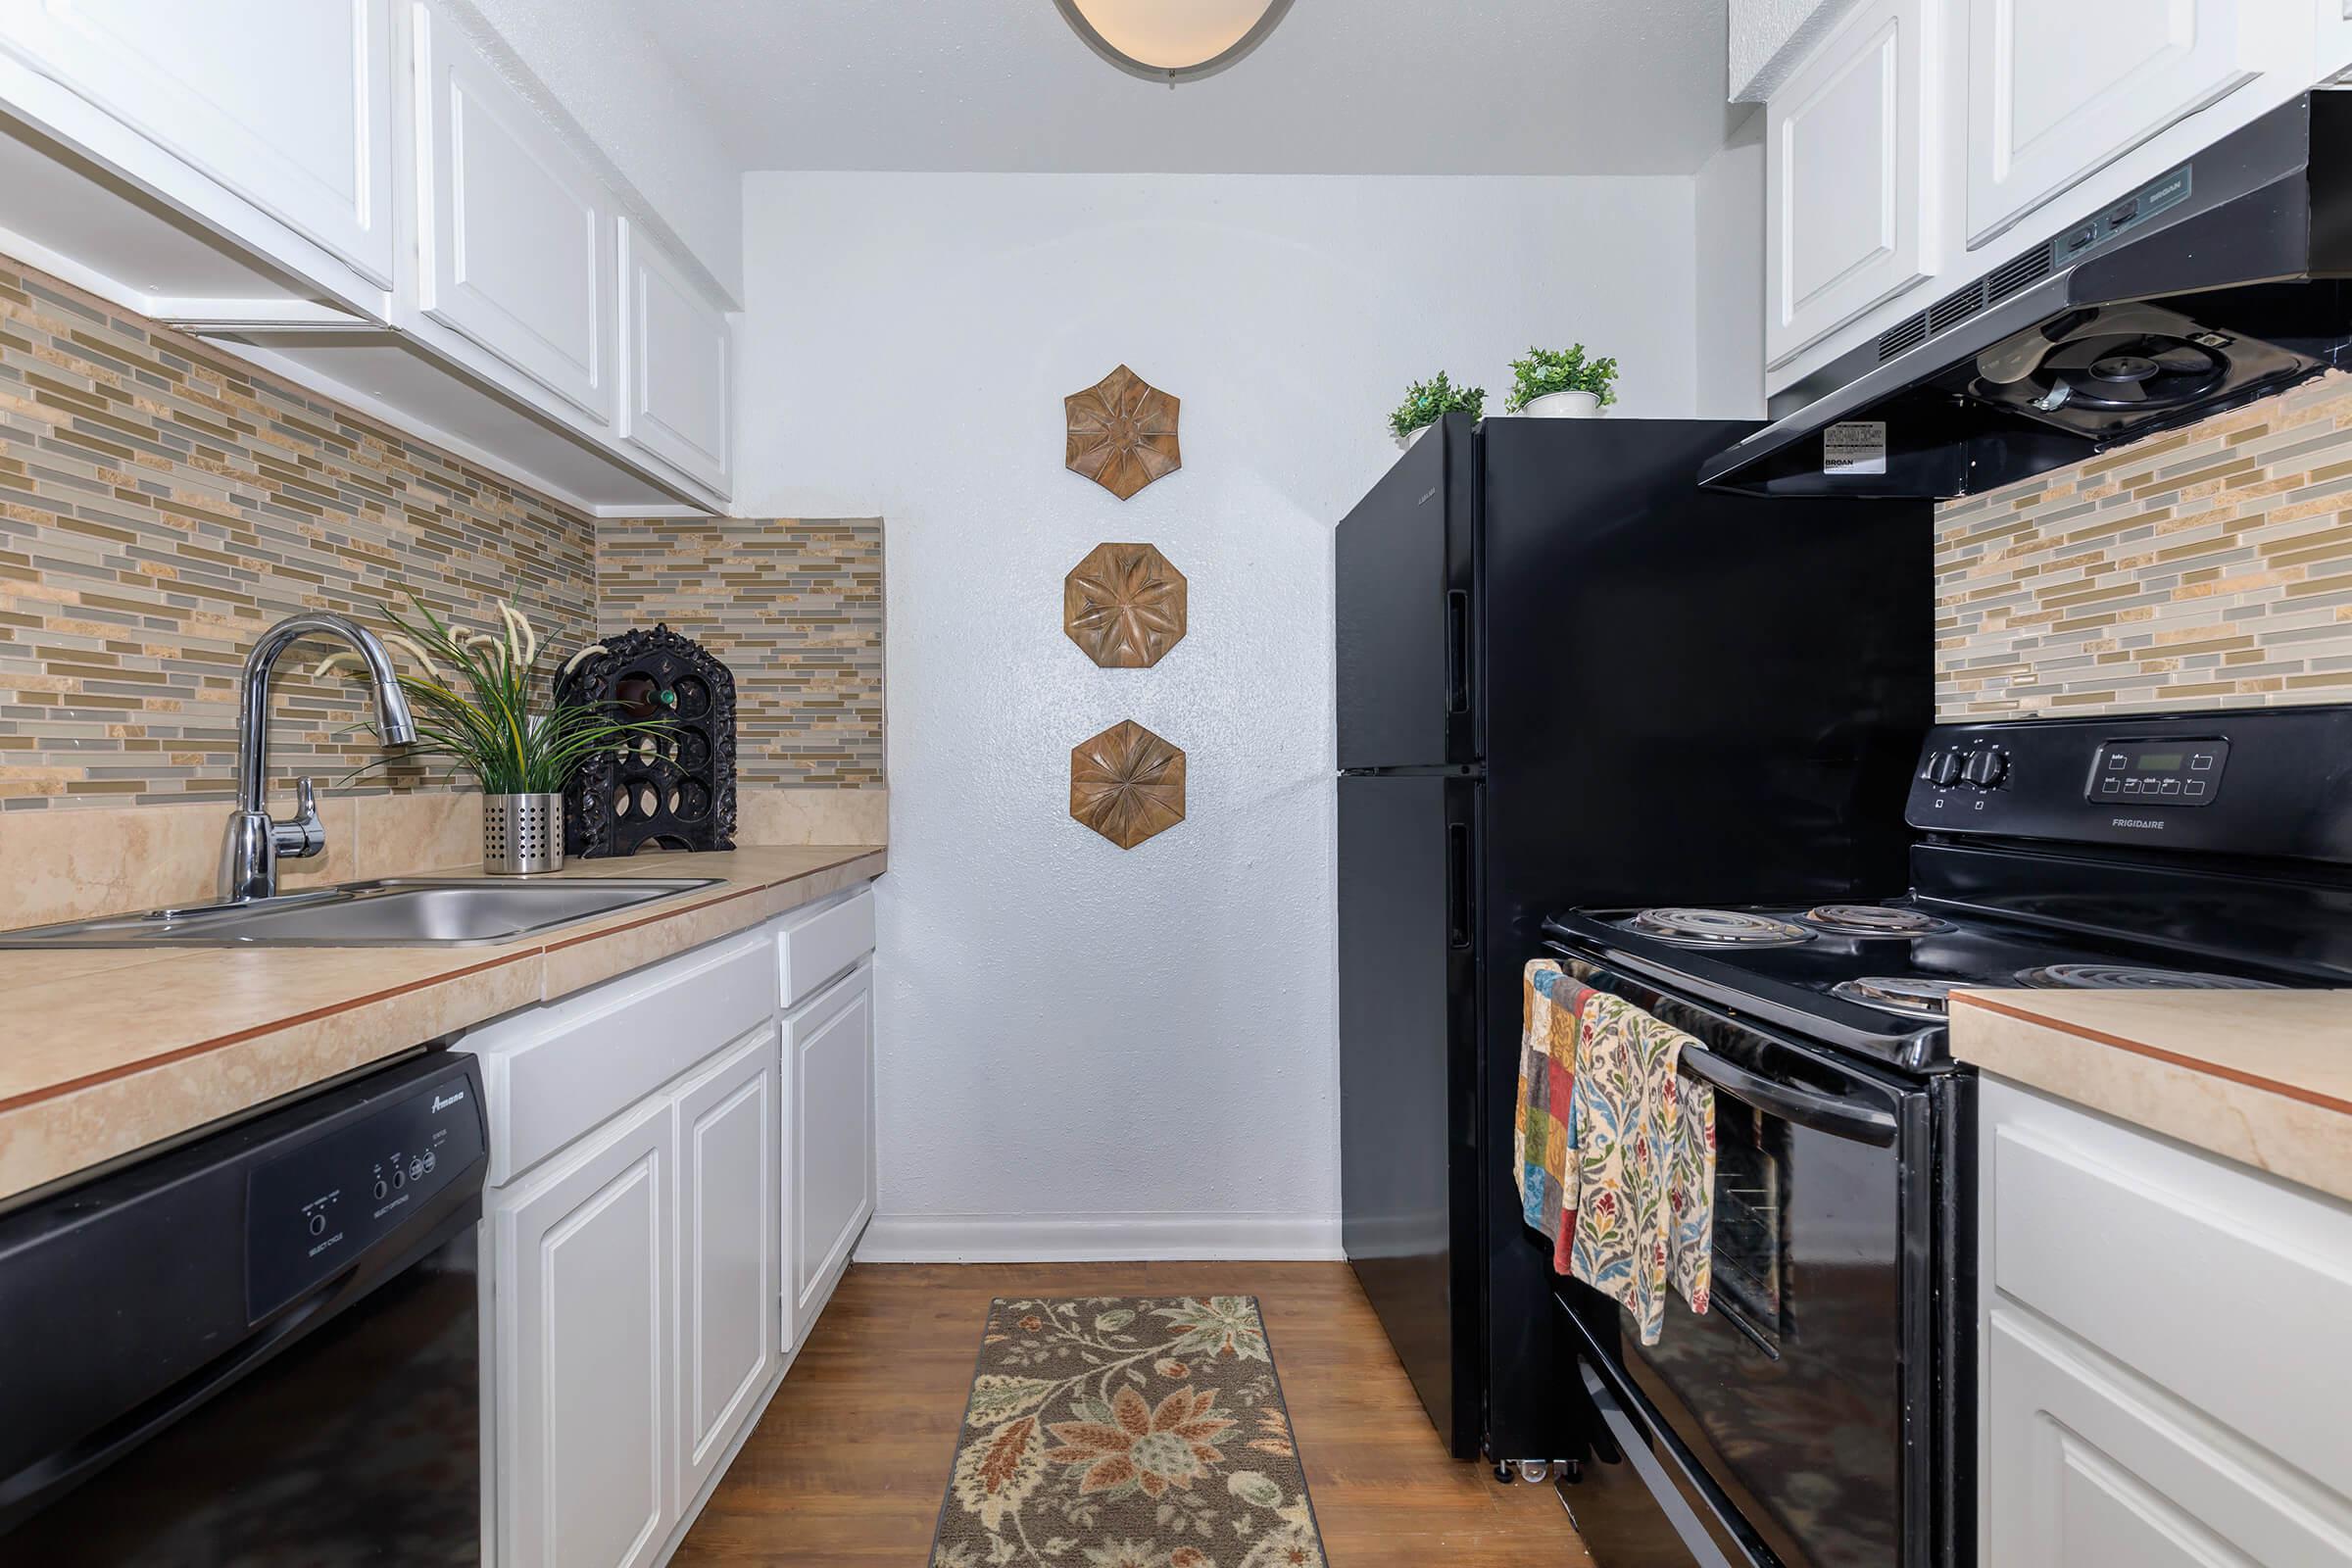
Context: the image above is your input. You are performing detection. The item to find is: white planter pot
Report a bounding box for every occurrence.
[1519,390,1602,418]
[1398,422,1435,451]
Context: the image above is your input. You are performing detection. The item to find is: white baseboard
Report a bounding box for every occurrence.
[856,1211,1345,1263]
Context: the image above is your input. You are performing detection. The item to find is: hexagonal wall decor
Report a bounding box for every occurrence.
[1065,365,1181,500]
[1064,542,1187,668]
[1070,719,1186,850]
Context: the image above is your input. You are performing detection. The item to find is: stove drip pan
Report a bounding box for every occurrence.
[2016,963,2286,992]
[1829,976,1969,1017]
[1802,904,1957,938]
[1624,908,1815,948]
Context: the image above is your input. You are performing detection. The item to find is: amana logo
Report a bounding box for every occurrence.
[431,1089,468,1113]
[2111,817,2167,831]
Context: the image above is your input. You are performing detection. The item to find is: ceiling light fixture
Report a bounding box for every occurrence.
[1053,0,1297,85]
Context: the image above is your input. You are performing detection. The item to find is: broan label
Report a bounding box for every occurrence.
[1824,421,1887,476]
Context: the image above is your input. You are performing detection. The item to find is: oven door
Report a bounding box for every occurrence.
[1549,956,1937,1568]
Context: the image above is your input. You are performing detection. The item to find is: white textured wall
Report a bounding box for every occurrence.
[1694,109,1767,418]
[737,172,1699,1258]
[1730,0,1867,101]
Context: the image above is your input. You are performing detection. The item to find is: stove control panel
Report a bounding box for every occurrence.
[2085,737,2228,806]
[1919,744,2010,796]
[1905,705,2352,861]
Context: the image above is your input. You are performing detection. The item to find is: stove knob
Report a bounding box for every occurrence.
[1963,749,2008,788]
[1926,750,1962,787]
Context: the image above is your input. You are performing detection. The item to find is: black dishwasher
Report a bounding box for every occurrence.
[0,1050,488,1565]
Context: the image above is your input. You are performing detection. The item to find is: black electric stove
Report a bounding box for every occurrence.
[1538,705,2352,1568]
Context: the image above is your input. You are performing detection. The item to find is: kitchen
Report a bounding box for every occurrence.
[0,3,2346,1566]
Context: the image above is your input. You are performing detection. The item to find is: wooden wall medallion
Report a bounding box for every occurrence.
[1065,365,1181,500]
[1070,719,1186,849]
[1063,542,1187,668]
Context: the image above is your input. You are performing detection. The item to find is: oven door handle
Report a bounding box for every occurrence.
[1677,1043,1898,1147]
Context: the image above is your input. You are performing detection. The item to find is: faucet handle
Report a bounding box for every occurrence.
[271,775,327,860]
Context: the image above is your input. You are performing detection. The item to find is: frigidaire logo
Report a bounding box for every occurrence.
[431,1090,467,1112]
[2112,817,2166,830]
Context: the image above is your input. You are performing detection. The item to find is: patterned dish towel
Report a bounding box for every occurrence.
[1524,982,1712,1353]
[1515,960,1592,1272]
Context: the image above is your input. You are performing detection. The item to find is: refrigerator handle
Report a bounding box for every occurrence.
[1445,590,1470,713]
[1446,822,1473,950]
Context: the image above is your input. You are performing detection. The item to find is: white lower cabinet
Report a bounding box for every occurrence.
[674,1022,781,1503]
[466,884,877,1566]
[495,1098,675,1568]
[1978,1077,2352,1566]
[789,960,876,1327]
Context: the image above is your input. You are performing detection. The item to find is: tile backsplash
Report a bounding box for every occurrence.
[0,254,597,808]
[597,515,885,789]
[0,252,886,924]
[1937,372,2352,718]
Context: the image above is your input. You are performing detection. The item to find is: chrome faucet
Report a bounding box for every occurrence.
[220,612,418,903]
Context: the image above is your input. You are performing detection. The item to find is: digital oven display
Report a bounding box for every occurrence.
[2087,738,2229,807]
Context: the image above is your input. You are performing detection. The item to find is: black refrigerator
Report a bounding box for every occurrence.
[1337,414,1932,1466]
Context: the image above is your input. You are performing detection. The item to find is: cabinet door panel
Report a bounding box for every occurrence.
[1,0,394,283]
[1967,0,2254,245]
[1766,0,1939,368]
[1985,1307,2352,1566]
[619,219,732,496]
[675,1023,780,1501]
[499,1102,673,1568]
[790,962,875,1318]
[417,7,612,422]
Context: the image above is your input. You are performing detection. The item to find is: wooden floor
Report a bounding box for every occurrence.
[673,1262,1593,1566]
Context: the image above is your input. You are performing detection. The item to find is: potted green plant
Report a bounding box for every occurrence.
[318,593,667,874]
[1504,344,1618,418]
[1390,371,1486,450]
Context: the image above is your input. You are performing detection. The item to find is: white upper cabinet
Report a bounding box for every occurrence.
[1766,0,1942,369]
[0,0,395,287]
[619,218,733,497]
[1966,0,2261,246]
[413,1,613,425]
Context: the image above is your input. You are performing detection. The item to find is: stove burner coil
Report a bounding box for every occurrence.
[2016,964,2285,992]
[1625,908,1814,948]
[1829,976,1966,1017]
[1802,904,1956,938]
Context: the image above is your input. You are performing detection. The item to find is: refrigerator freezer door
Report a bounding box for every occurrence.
[1336,414,1477,771]
[1338,770,1481,1456]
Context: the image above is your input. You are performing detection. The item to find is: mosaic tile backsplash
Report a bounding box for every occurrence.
[0,255,595,808]
[0,251,888,812]
[1937,372,2352,718]
[597,515,885,788]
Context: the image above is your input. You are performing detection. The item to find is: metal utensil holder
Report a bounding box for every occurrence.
[482,793,564,875]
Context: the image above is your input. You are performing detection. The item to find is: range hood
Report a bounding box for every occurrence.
[1703,92,2352,498]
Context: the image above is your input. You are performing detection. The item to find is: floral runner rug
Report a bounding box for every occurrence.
[928,1296,1329,1568]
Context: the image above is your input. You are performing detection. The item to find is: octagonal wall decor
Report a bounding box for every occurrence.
[1064,542,1188,668]
[1065,364,1181,500]
[1070,719,1186,849]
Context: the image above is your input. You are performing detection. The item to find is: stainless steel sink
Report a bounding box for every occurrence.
[0,877,723,949]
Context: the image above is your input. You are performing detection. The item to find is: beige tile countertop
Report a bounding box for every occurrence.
[1950,988,2352,1204]
[0,844,885,1204]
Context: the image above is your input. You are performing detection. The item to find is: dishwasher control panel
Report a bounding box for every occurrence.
[245,1064,485,1321]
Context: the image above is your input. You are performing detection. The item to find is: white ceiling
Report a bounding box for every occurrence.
[648,0,1742,176]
